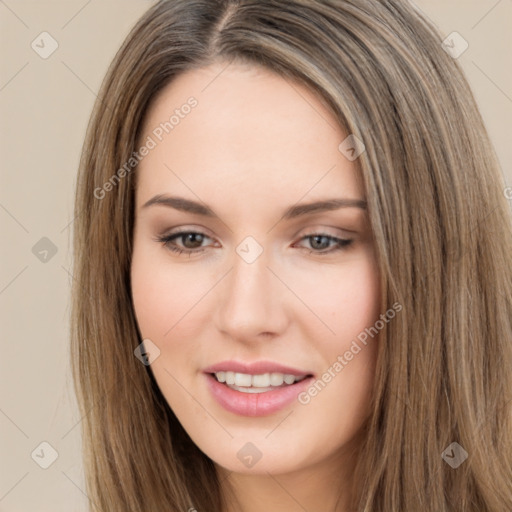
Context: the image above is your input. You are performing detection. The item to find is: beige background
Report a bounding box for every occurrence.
[0,1,511,510]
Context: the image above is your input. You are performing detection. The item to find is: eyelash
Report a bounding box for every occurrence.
[154,230,353,256]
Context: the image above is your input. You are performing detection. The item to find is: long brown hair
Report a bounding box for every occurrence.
[71,0,512,510]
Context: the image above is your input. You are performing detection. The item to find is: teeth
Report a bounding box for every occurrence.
[214,371,306,388]
[270,373,284,386]
[284,374,296,385]
[252,373,270,387]
[234,373,252,387]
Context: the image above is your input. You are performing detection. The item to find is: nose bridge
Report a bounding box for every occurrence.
[232,248,269,299]
[215,244,287,339]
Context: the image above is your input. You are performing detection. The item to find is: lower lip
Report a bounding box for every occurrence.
[205,373,315,417]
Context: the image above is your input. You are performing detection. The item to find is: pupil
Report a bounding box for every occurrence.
[184,233,204,248]
[311,235,329,250]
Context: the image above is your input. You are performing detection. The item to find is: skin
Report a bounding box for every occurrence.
[131,60,381,512]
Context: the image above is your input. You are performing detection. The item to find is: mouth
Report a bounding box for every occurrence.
[203,361,315,416]
[209,371,312,393]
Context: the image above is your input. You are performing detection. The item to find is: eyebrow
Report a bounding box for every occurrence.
[141,194,367,219]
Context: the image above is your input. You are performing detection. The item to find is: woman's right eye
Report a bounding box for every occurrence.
[155,231,214,255]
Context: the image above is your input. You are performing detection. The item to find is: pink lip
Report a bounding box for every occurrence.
[205,374,315,417]
[203,360,312,377]
[203,360,315,417]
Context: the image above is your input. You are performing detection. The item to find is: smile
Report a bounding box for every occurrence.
[213,371,307,393]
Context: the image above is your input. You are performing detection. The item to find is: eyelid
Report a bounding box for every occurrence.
[158,225,216,239]
[294,224,357,239]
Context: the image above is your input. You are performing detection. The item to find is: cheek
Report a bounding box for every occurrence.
[338,265,380,336]
[130,243,212,346]
[290,254,381,344]
[291,259,381,450]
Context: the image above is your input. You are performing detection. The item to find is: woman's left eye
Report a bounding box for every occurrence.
[155,231,353,256]
[295,234,353,254]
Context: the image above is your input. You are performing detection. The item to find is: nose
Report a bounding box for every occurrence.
[214,247,289,343]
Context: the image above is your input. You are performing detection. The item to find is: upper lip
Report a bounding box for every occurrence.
[203,360,314,377]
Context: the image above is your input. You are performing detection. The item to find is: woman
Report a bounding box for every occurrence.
[71,0,512,510]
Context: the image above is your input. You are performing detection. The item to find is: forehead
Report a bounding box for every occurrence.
[136,62,364,207]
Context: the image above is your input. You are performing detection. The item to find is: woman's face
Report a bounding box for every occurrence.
[131,61,381,476]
